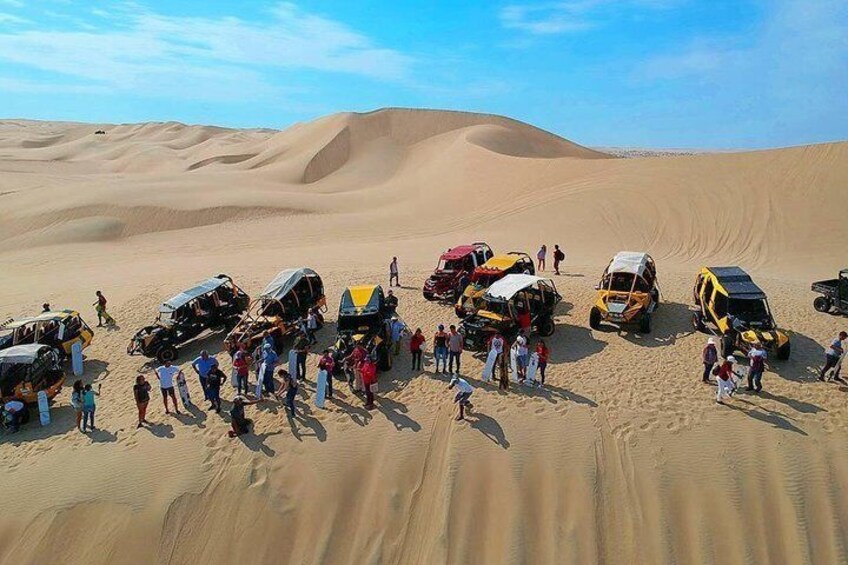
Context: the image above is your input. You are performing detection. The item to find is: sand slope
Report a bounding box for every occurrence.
[0,109,847,565]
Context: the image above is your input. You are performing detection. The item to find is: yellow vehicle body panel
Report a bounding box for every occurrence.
[476,310,505,322]
[347,285,378,308]
[481,255,520,271]
[593,291,652,323]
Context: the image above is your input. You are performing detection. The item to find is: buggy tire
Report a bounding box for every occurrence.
[639,313,652,334]
[537,317,555,337]
[777,342,791,361]
[692,312,705,332]
[423,291,435,301]
[813,296,832,313]
[589,307,602,330]
[156,345,178,363]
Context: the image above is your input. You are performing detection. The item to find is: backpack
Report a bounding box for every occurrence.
[555,249,565,261]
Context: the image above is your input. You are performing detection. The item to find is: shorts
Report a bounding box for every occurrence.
[517,354,528,368]
[454,391,472,404]
[161,386,175,397]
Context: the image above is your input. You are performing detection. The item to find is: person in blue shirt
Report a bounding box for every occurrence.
[390,316,408,356]
[261,343,279,396]
[191,350,219,401]
[82,383,101,432]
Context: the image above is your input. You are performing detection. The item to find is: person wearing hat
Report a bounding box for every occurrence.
[433,324,448,374]
[746,341,767,392]
[702,337,719,383]
[390,315,408,356]
[261,343,279,396]
[385,289,398,315]
[716,355,738,404]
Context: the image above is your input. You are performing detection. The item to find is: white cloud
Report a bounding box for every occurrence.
[499,0,679,35]
[0,2,413,101]
[0,12,27,24]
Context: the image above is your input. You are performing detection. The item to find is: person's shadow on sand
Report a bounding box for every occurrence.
[725,398,807,436]
[287,403,327,442]
[468,411,509,449]
[376,396,421,432]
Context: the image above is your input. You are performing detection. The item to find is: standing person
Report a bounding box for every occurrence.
[42,303,51,313]
[553,245,565,276]
[261,343,279,396]
[361,356,378,409]
[305,308,319,346]
[433,325,448,374]
[155,360,181,415]
[447,325,464,376]
[175,369,193,409]
[517,307,531,334]
[390,316,408,356]
[536,339,550,387]
[485,333,505,383]
[261,330,276,352]
[498,337,511,391]
[81,383,100,432]
[819,331,847,382]
[293,332,310,382]
[275,369,298,417]
[318,349,336,399]
[389,257,400,287]
[70,379,84,431]
[343,341,367,392]
[537,245,547,272]
[133,375,151,428]
[228,396,260,438]
[206,366,225,413]
[191,350,218,402]
[410,328,425,371]
[716,356,738,404]
[515,330,529,382]
[385,290,399,315]
[702,338,719,383]
[92,290,116,327]
[746,342,767,393]
[448,375,474,421]
[232,349,250,395]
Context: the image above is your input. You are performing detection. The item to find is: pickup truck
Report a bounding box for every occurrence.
[811,269,848,315]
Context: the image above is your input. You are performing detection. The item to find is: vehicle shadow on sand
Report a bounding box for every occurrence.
[602,301,695,348]
[548,323,606,364]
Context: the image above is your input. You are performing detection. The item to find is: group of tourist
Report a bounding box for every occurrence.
[700,331,847,404]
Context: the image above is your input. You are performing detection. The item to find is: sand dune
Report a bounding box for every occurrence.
[0,109,847,565]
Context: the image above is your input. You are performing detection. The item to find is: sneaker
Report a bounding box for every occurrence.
[137,422,143,429]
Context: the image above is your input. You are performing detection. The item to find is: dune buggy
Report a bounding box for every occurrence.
[455,252,535,318]
[590,252,659,333]
[423,242,493,301]
[331,285,394,374]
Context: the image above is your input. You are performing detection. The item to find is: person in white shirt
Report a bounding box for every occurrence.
[484,334,504,383]
[448,376,474,421]
[155,360,182,415]
[820,332,847,382]
[515,330,529,382]
[389,257,400,287]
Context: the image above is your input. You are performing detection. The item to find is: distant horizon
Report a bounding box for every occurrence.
[4,108,845,153]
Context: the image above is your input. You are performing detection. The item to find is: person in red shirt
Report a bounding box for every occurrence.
[410,328,426,371]
[232,349,251,395]
[344,343,367,392]
[517,307,531,334]
[361,357,377,409]
[716,356,738,404]
[318,349,336,399]
[535,339,550,387]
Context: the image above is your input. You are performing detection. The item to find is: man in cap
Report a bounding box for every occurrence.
[746,341,767,392]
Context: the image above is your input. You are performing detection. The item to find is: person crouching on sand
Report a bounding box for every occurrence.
[448,375,474,421]
[716,356,739,404]
[228,396,260,438]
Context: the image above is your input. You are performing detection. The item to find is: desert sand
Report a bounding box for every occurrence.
[0,108,847,565]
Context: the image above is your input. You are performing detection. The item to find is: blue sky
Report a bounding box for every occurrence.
[0,0,845,148]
